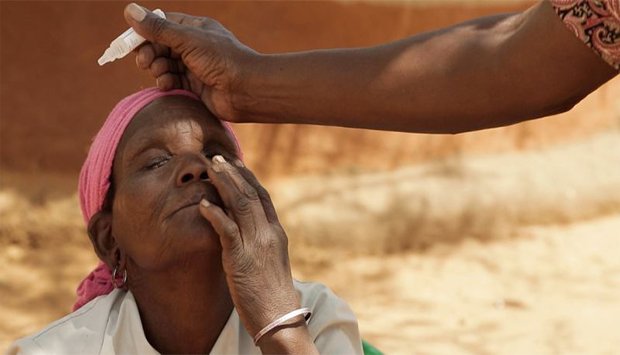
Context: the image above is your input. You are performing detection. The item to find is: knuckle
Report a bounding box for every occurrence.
[282,236,289,250]
[258,230,286,250]
[230,170,259,200]
[241,183,259,201]
[150,58,167,76]
[266,236,279,251]
[276,231,289,249]
[276,226,288,242]
[196,18,210,28]
[236,259,254,275]
[136,50,148,68]
[150,17,169,38]
[222,221,240,238]
[257,240,276,256]
[198,17,218,28]
[232,195,252,213]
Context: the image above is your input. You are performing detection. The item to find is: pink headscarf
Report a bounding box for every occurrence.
[74,88,241,311]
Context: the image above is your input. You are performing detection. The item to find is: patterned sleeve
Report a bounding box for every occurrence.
[550,0,620,70]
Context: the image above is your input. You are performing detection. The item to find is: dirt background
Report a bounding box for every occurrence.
[1,0,619,354]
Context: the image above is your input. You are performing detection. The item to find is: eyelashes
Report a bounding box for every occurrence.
[144,150,221,171]
[145,156,170,170]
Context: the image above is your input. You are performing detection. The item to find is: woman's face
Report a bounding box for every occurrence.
[110,95,238,271]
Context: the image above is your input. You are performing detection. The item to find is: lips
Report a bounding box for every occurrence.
[167,185,223,219]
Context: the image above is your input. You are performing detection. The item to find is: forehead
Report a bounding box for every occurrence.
[116,95,234,154]
[122,95,223,141]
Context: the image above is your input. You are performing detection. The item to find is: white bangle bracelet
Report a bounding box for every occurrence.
[253,307,312,345]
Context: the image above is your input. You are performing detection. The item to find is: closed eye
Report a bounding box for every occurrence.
[146,156,170,170]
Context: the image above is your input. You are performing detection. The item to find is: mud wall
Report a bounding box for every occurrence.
[1,1,618,177]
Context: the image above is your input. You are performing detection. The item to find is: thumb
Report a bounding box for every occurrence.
[123,3,184,48]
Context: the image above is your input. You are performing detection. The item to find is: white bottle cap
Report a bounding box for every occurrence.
[97,47,119,66]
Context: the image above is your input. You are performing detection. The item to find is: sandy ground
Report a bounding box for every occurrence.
[1,132,620,353]
[297,215,620,354]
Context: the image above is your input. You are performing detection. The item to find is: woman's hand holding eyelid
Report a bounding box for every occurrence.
[198,155,316,352]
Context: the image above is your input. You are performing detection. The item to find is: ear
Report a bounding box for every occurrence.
[88,211,124,270]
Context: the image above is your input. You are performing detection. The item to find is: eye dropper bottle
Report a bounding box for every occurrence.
[98,9,166,66]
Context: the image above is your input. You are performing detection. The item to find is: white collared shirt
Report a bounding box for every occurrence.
[9,281,362,355]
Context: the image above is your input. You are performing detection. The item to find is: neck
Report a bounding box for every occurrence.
[128,252,233,354]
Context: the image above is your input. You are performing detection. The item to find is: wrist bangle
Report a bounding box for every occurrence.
[253,307,312,345]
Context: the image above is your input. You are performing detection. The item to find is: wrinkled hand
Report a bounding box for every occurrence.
[123,3,257,122]
[199,155,312,349]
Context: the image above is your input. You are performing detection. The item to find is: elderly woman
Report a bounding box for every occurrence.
[9,88,362,354]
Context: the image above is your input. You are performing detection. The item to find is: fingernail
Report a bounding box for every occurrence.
[126,3,147,22]
[233,159,244,168]
[200,199,210,208]
[213,155,226,164]
[211,155,225,172]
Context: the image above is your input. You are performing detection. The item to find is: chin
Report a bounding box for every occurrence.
[171,207,221,245]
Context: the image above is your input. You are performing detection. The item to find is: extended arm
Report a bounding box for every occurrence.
[125,1,618,134]
[238,1,617,133]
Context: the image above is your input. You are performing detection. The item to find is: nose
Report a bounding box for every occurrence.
[176,154,210,186]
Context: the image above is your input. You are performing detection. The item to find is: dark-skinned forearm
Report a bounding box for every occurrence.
[235,2,616,134]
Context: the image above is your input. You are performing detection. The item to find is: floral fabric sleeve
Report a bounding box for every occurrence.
[550,0,620,70]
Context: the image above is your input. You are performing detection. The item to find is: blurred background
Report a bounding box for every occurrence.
[1,1,619,353]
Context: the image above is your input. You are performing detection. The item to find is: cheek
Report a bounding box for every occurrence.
[116,171,168,215]
[111,177,166,248]
[116,187,152,223]
[111,188,172,270]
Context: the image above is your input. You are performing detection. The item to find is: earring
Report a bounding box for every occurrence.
[112,266,128,288]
